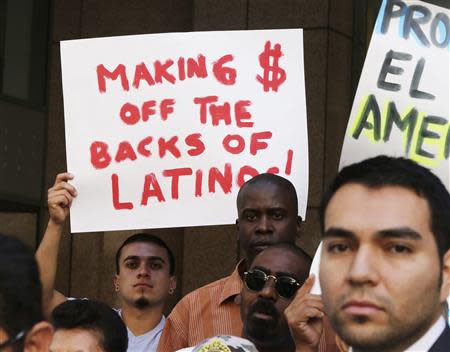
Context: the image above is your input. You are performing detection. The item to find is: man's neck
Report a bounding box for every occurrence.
[121,303,164,336]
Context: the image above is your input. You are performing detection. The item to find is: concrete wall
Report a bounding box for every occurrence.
[1,0,354,314]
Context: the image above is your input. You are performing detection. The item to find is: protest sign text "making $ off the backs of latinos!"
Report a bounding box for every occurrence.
[61,29,308,232]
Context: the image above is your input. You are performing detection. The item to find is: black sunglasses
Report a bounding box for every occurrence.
[243,268,302,299]
[0,330,26,350]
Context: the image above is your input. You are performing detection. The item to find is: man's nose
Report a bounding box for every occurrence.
[258,277,277,301]
[347,245,379,286]
[256,215,273,233]
[137,263,150,277]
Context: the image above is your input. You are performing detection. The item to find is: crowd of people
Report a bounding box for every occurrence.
[0,155,449,351]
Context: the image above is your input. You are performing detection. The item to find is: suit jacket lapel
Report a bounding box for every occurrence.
[429,324,450,352]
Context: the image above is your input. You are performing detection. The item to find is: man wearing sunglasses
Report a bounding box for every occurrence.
[0,233,53,352]
[240,243,312,351]
[158,173,303,351]
[319,156,450,352]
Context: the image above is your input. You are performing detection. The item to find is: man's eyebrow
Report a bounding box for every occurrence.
[250,267,300,281]
[323,227,355,239]
[251,266,269,273]
[276,271,298,279]
[241,208,257,212]
[268,207,287,212]
[123,255,166,263]
[323,227,423,241]
[377,228,422,240]
[241,207,286,213]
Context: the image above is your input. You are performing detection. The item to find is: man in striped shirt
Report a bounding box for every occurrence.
[157,174,305,351]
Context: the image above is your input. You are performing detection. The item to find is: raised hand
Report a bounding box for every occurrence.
[285,275,324,352]
[47,172,77,225]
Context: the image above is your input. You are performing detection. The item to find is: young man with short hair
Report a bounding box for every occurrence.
[319,156,450,351]
[36,173,176,352]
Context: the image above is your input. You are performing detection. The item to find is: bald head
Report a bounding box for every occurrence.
[237,173,299,217]
[236,174,301,265]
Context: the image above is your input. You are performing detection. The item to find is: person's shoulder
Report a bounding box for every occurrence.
[198,274,231,290]
[178,272,232,304]
[191,275,230,293]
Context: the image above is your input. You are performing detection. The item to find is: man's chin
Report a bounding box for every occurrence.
[247,315,278,336]
[335,321,390,350]
[134,297,151,309]
[245,323,284,348]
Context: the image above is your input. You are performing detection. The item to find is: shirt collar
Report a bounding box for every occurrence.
[348,316,446,352]
[116,309,166,338]
[219,260,245,305]
[406,316,446,351]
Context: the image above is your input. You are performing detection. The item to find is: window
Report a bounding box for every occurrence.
[0,0,50,106]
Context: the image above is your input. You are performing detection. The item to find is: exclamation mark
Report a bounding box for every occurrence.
[285,149,293,175]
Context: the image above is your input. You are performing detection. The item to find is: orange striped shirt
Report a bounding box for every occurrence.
[157,263,341,352]
[157,265,243,351]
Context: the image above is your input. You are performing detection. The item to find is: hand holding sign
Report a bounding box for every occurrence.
[47,172,77,225]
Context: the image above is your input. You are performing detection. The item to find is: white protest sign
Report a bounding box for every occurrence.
[61,29,308,233]
[340,0,450,185]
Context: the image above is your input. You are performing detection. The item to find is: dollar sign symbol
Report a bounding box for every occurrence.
[257,41,286,92]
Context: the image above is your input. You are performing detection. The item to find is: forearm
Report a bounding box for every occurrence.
[36,219,66,317]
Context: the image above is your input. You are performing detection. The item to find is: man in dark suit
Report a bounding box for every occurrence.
[319,156,450,352]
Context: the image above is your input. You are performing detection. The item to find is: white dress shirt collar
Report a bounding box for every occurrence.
[348,316,446,352]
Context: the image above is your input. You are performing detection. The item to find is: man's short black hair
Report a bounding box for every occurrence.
[115,233,175,275]
[237,173,299,217]
[0,234,43,351]
[320,155,450,259]
[52,299,128,352]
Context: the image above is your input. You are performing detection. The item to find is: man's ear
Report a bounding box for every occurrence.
[169,276,177,292]
[23,321,53,352]
[235,218,240,240]
[113,274,119,292]
[440,249,450,301]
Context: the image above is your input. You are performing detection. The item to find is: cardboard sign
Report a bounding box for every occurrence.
[60,29,308,233]
[340,0,449,185]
